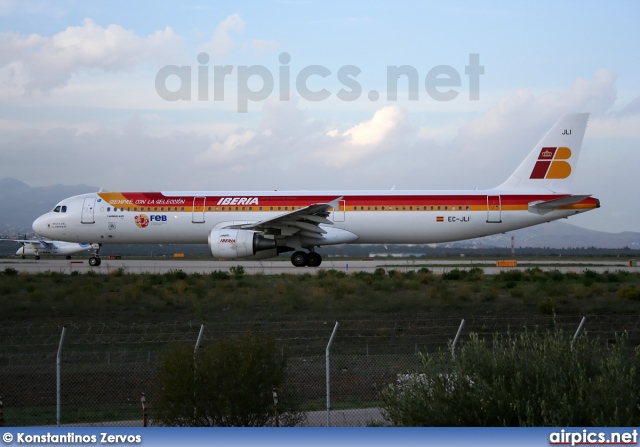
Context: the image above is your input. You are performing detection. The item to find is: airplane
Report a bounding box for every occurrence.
[32,113,599,268]
[2,238,92,260]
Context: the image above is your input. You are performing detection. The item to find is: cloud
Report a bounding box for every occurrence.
[319,106,411,168]
[0,18,185,92]
[617,96,640,118]
[251,39,279,56]
[450,69,619,180]
[0,69,637,235]
[200,14,245,59]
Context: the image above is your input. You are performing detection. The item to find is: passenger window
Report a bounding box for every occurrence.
[466,206,470,210]
[107,207,111,212]
[402,206,406,211]
[445,206,448,211]
[438,206,441,211]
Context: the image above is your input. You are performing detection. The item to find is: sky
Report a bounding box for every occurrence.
[0,0,638,233]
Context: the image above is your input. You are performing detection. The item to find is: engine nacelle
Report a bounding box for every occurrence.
[209,229,276,259]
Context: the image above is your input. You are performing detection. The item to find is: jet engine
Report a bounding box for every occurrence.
[209,229,276,258]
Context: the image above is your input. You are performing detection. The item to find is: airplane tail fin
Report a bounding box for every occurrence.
[495,113,589,193]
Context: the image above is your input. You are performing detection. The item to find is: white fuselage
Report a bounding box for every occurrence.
[31,189,598,247]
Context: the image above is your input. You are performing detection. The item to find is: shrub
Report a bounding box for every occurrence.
[548,269,564,282]
[153,332,303,427]
[165,269,188,280]
[496,269,523,282]
[442,268,467,280]
[229,265,245,277]
[3,267,18,276]
[109,267,127,277]
[374,267,387,277]
[617,285,640,301]
[537,299,557,315]
[381,331,640,426]
[467,267,484,281]
[210,270,230,280]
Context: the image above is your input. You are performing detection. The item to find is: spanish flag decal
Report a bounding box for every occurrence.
[436,216,444,222]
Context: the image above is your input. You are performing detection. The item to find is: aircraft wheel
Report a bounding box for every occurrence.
[21,255,25,259]
[89,257,101,267]
[306,252,322,267]
[291,251,308,267]
[35,255,40,260]
[66,255,71,260]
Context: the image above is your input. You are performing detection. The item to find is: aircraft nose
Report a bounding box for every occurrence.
[32,214,48,235]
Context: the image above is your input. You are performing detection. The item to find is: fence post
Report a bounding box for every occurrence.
[141,393,147,427]
[194,324,205,354]
[57,325,66,427]
[272,388,279,427]
[452,319,465,359]
[326,321,339,427]
[572,316,587,344]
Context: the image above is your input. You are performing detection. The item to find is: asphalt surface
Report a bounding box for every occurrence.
[0,257,637,275]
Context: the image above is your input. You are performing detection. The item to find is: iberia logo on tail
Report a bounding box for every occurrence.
[529,147,572,179]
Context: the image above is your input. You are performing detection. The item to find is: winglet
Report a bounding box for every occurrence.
[328,196,344,211]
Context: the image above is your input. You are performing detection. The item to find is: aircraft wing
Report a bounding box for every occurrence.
[2,239,53,248]
[227,197,342,238]
[528,195,592,215]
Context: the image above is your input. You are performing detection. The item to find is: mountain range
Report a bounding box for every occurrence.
[1,177,638,249]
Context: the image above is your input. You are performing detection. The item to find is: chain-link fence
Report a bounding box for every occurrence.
[1,314,639,427]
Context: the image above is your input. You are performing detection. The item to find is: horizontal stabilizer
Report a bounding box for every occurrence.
[528,195,591,215]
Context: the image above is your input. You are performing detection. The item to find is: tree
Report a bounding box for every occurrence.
[153,332,303,426]
[381,331,640,426]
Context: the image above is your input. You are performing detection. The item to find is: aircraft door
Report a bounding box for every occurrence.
[486,195,502,223]
[81,197,96,224]
[192,196,206,223]
[331,200,346,222]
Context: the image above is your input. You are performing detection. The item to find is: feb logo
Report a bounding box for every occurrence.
[529,147,572,179]
[135,214,150,228]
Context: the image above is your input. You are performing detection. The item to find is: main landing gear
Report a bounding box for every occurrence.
[290,250,322,267]
[88,243,102,267]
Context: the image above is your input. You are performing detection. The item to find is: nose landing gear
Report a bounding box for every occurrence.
[88,243,102,267]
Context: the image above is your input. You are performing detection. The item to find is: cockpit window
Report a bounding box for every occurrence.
[53,206,61,212]
[61,206,67,213]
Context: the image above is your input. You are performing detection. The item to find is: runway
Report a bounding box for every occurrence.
[0,257,636,275]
